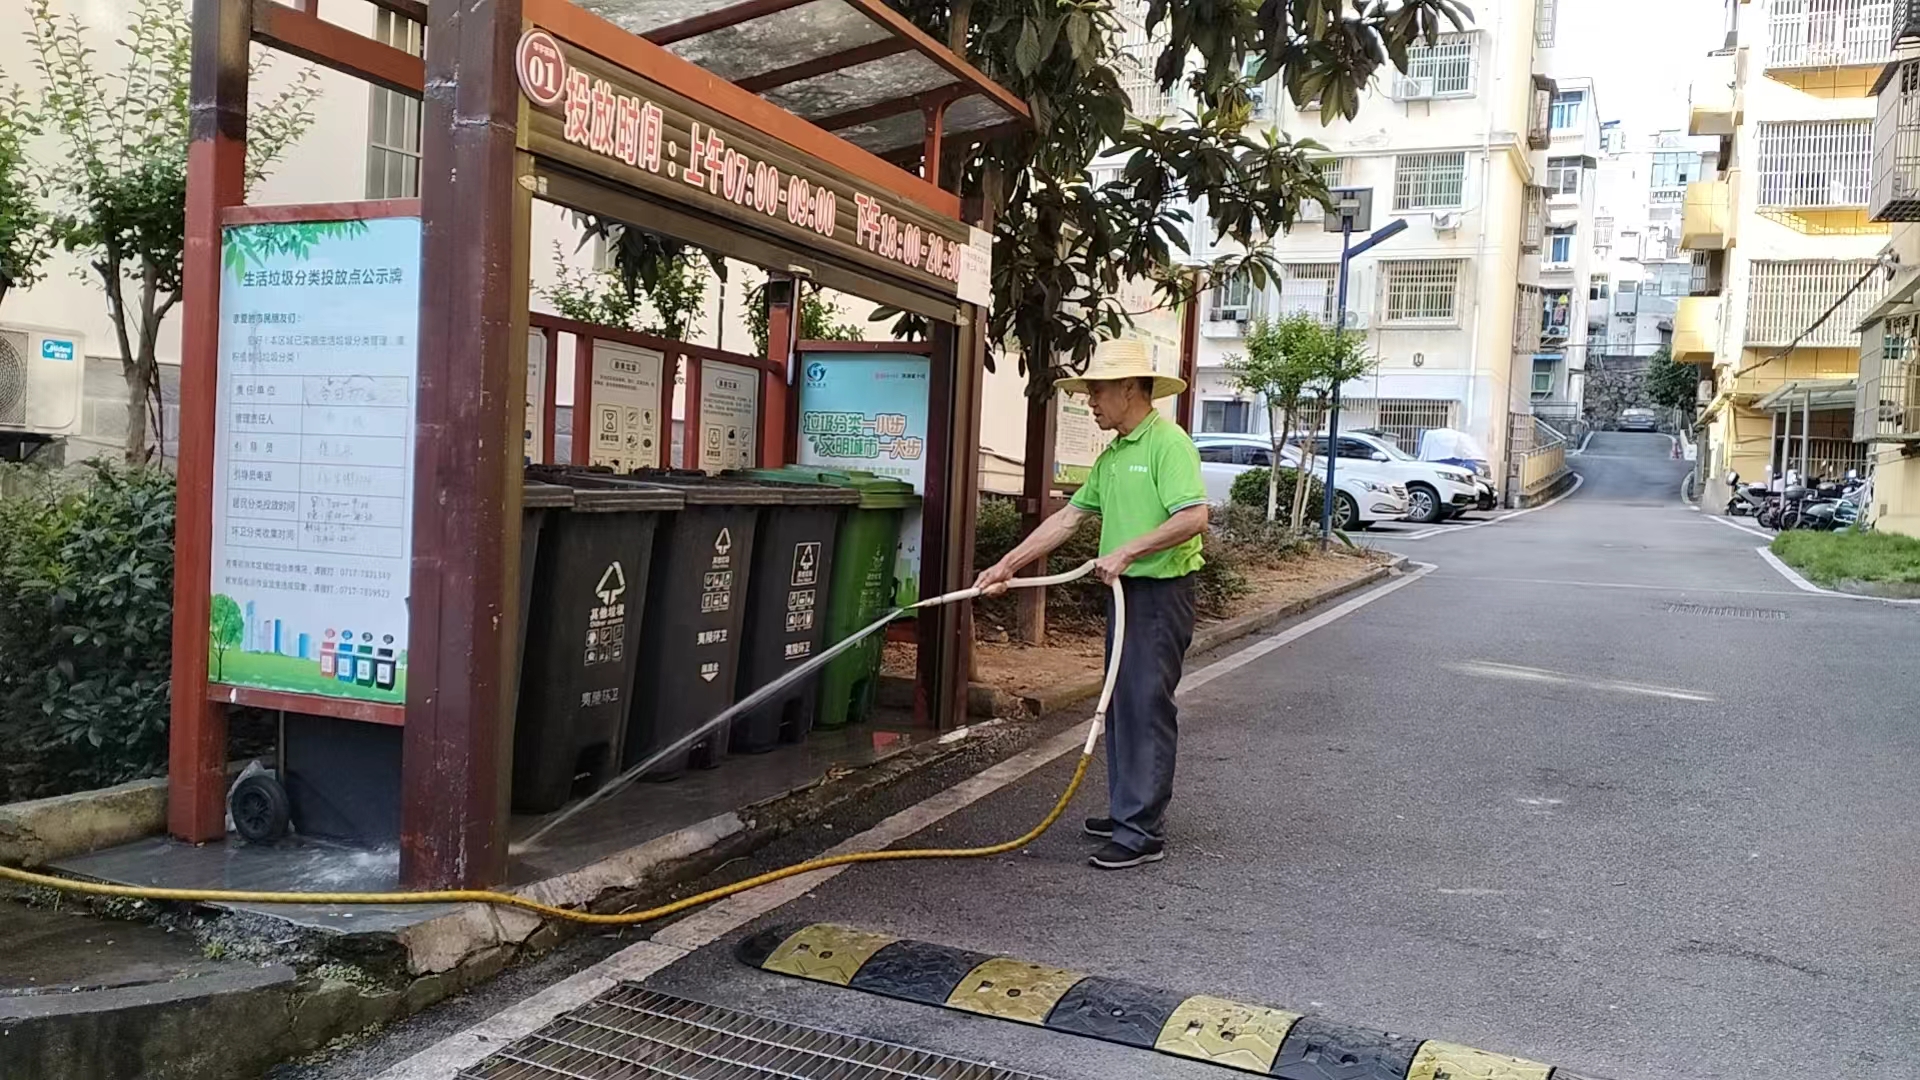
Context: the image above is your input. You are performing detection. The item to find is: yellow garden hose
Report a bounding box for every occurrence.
[0,563,1123,927]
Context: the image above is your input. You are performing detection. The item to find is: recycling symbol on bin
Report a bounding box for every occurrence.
[596,561,626,605]
[714,528,733,555]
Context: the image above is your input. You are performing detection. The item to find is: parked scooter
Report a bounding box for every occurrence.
[1724,471,1770,517]
[1795,471,1864,531]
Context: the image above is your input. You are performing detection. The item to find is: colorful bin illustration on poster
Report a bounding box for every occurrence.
[209,215,421,704]
[796,352,927,604]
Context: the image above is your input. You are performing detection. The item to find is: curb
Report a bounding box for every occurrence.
[0,964,298,1080]
[1018,556,1400,717]
[737,922,1614,1080]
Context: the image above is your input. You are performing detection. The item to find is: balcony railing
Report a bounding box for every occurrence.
[1682,175,1737,249]
[1689,49,1745,137]
[1857,312,1920,438]
[1766,0,1895,70]
[1514,285,1543,353]
[1872,58,1920,220]
[1673,295,1722,359]
[1521,186,1545,252]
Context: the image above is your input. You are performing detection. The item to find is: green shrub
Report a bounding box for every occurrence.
[972,495,1318,629]
[1227,466,1323,519]
[0,463,175,801]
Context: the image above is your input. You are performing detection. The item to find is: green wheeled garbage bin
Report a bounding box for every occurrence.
[724,471,859,753]
[511,471,682,813]
[736,467,918,730]
[616,469,784,776]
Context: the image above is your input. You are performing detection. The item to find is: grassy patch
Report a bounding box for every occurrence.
[1770,529,1920,586]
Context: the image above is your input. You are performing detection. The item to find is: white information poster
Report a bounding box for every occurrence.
[210,216,420,704]
[589,340,663,471]
[525,328,546,464]
[1053,394,1114,486]
[699,359,759,473]
[956,225,994,309]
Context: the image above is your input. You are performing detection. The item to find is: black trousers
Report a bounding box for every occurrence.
[1102,574,1196,852]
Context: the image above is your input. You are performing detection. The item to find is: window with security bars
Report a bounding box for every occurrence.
[366,10,424,199]
[1755,120,1871,207]
[1857,313,1920,439]
[1546,157,1582,196]
[1393,152,1465,210]
[1277,264,1339,324]
[1521,186,1545,251]
[1745,260,1881,346]
[1209,271,1254,321]
[1311,158,1347,187]
[1403,33,1476,96]
[1383,259,1463,324]
[1594,216,1614,247]
[1535,0,1557,45]
[1514,284,1544,353]
[1871,58,1920,221]
[1766,0,1895,70]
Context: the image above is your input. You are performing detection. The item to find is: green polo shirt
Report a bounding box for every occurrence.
[1069,409,1207,578]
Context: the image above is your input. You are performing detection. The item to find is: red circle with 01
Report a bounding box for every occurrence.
[516,29,568,108]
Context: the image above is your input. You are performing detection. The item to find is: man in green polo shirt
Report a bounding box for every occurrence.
[975,340,1208,869]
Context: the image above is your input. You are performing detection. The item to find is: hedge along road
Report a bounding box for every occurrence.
[289,433,1920,1080]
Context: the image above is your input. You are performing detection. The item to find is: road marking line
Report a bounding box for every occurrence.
[1392,475,1584,541]
[1753,545,1920,605]
[1451,660,1716,701]
[1426,573,1806,596]
[374,566,1434,1080]
[1706,514,1774,541]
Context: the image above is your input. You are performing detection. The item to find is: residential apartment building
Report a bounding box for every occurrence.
[1589,127,1720,374]
[1855,3,1920,536]
[1686,0,1892,512]
[1157,0,1591,489]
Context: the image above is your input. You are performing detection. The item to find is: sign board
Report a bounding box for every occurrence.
[525,328,547,463]
[956,226,993,308]
[1053,394,1114,486]
[516,28,970,301]
[589,340,664,470]
[698,359,759,472]
[210,215,420,704]
[796,352,929,604]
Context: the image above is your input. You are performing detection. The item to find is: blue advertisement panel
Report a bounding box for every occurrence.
[796,352,929,604]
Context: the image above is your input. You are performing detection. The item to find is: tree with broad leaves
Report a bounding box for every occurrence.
[25,0,322,462]
[1226,315,1326,524]
[0,78,50,313]
[1644,346,1698,415]
[877,0,1466,405]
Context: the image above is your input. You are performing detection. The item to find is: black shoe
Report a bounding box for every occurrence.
[1082,817,1115,839]
[1089,841,1164,869]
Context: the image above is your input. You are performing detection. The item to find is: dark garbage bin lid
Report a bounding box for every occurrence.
[722,469,862,506]
[523,481,574,509]
[522,467,685,513]
[619,467,787,506]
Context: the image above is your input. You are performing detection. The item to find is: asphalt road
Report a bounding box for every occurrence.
[293,431,1920,1080]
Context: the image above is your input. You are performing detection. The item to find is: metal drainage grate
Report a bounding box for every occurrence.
[1664,602,1789,621]
[458,984,1056,1080]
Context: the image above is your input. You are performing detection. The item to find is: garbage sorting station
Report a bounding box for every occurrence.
[166,0,1031,889]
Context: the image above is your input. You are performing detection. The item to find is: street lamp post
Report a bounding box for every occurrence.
[1319,190,1407,550]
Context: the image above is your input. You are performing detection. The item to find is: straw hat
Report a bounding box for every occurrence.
[1056,338,1187,400]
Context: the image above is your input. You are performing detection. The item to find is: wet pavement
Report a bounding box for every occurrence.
[287,432,1920,1080]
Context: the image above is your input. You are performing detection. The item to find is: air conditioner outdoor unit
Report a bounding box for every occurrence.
[1340,309,1369,330]
[0,324,86,438]
[1394,76,1435,100]
[1431,210,1462,232]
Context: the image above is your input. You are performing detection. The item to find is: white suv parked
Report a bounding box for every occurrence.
[1290,431,1479,524]
[1193,433,1410,530]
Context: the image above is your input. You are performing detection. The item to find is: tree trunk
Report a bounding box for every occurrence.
[1292,438,1315,530]
[96,257,147,463]
[1271,409,1293,524]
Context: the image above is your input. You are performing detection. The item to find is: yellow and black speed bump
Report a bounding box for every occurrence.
[737,924,1599,1080]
